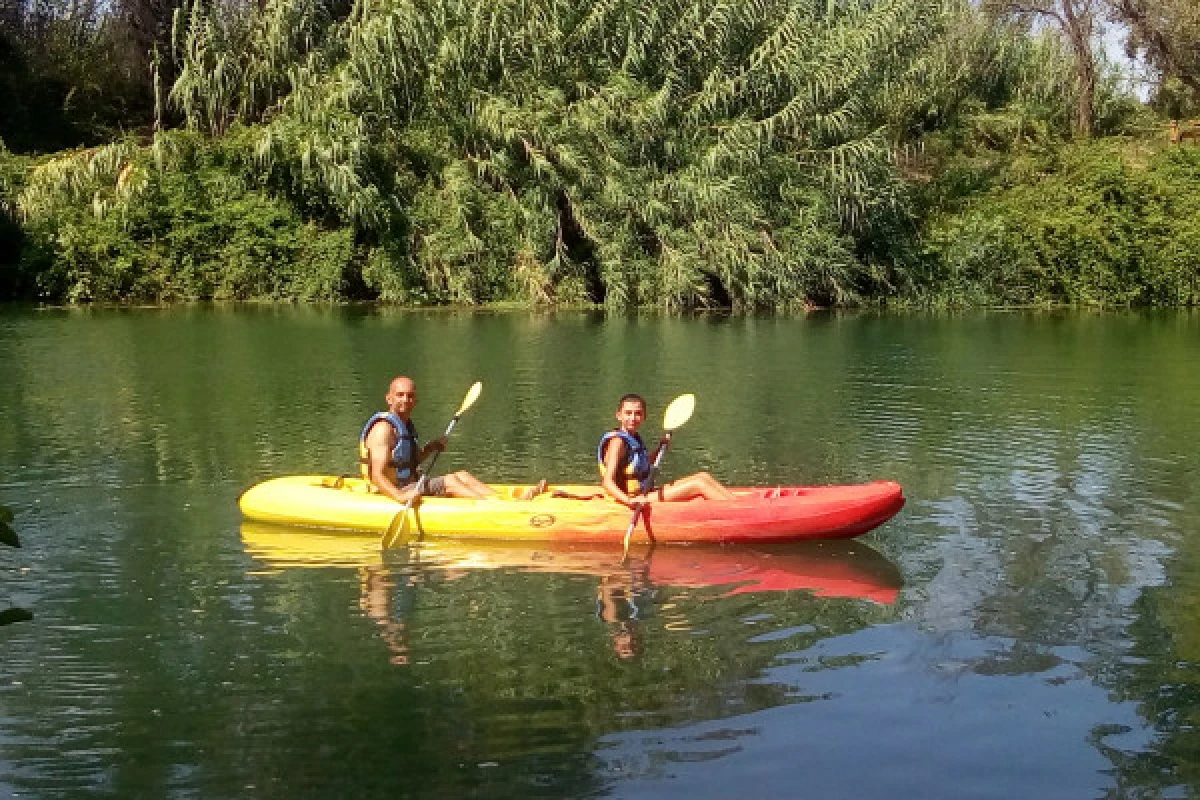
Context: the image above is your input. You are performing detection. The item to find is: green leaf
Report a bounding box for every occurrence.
[0,521,18,548]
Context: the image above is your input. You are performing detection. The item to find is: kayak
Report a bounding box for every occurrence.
[240,522,903,603]
[237,476,905,544]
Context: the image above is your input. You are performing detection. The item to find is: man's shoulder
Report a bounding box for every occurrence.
[365,415,399,440]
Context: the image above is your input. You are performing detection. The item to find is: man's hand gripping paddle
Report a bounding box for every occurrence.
[620,393,695,561]
[381,382,483,549]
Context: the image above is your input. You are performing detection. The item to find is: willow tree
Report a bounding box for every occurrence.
[156,0,957,308]
[12,0,968,307]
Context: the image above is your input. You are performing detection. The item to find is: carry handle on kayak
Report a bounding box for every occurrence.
[621,393,695,561]
[381,382,483,549]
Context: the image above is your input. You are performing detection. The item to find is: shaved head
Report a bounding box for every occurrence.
[385,376,417,417]
[389,376,415,394]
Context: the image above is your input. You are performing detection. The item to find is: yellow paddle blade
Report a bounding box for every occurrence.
[380,509,406,549]
[662,393,695,432]
[457,382,483,416]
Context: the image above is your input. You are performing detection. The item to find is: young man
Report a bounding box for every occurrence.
[597,393,734,508]
[360,376,496,502]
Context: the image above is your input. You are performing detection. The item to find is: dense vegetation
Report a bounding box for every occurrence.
[0,0,1197,309]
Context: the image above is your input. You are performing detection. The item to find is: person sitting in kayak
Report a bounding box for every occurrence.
[360,376,496,502]
[598,394,734,508]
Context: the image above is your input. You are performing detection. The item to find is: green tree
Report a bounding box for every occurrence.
[1109,0,1200,115]
[983,0,1102,137]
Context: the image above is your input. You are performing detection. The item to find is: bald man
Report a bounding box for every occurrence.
[359,376,496,501]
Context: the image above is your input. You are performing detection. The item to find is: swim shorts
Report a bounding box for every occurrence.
[422,475,448,496]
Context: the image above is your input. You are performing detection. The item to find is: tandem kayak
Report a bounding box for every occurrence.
[240,522,904,603]
[237,476,905,545]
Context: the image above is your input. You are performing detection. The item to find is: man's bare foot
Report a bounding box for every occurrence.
[521,479,549,501]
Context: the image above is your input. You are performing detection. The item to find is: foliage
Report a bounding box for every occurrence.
[920,140,1200,306]
[0,143,32,295]
[15,131,357,302]
[0,503,16,547]
[0,502,31,626]
[0,3,159,154]
[981,0,1102,137]
[148,0,962,309]
[1111,0,1200,112]
[2,0,1186,309]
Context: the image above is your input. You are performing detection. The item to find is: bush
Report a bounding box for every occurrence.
[17,154,361,303]
[921,141,1200,306]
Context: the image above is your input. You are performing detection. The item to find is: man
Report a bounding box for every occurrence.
[360,376,496,501]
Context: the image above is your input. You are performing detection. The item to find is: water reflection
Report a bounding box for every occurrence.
[0,608,33,626]
[241,522,902,595]
[241,522,902,664]
[0,505,29,626]
[4,308,1199,798]
[227,523,909,796]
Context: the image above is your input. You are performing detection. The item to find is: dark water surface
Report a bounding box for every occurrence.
[1,307,1198,798]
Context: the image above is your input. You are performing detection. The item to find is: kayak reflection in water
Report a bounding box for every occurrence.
[598,394,734,509]
[360,376,496,502]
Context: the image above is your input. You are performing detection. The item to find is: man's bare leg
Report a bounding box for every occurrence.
[443,471,497,498]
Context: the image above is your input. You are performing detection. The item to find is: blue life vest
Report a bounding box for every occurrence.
[359,412,420,485]
[597,429,652,494]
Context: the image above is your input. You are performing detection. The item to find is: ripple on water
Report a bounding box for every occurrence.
[2,309,1199,799]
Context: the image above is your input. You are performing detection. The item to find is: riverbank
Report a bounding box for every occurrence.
[4,0,1200,311]
[5,130,1197,310]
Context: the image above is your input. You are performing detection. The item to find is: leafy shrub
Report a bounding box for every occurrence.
[17,147,360,303]
[922,141,1200,305]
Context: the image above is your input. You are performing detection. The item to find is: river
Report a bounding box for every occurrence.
[1,307,1198,798]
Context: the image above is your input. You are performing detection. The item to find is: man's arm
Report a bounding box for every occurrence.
[417,435,447,464]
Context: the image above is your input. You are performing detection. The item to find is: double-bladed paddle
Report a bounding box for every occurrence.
[381,381,483,549]
[620,393,695,561]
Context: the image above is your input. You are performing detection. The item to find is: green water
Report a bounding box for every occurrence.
[1,307,1199,798]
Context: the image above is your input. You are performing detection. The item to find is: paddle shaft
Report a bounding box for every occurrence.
[411,414,461,493]
[621,432,672,556]
[382,414,461,548]
[400,412,460,506]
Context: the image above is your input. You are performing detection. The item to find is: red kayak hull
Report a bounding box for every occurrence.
[598,481,906,545]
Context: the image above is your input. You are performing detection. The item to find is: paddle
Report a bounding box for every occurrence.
[381,381,483,549]
[620,393,695,561]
